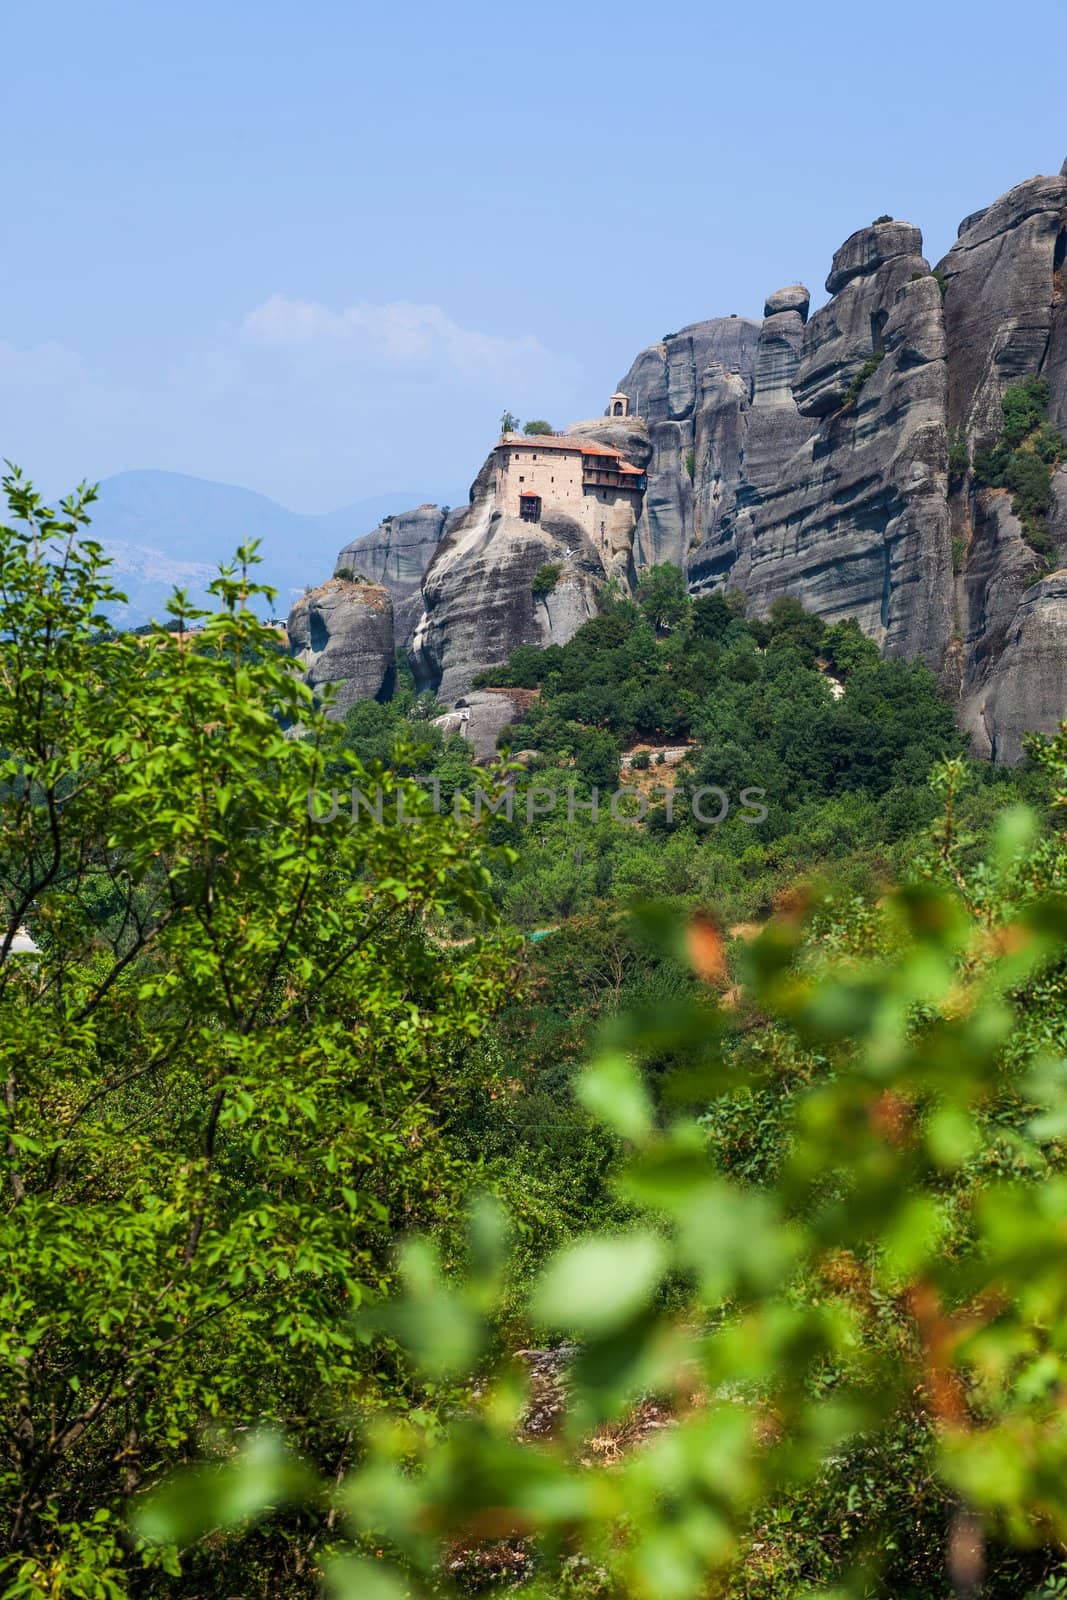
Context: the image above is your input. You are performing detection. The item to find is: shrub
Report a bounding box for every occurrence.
[871,212,894,223]
[532,562,564,599]
[0,470,512,1587]
[523,419,554,436]
[631,751,651,771]
[1035,422,1065,463]
[973,376,1065,555]
[841,349,885,408]
[684,448,696,480]
[1002,375,1050,447]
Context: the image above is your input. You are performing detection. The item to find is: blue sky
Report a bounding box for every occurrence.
[2,0,1065,511]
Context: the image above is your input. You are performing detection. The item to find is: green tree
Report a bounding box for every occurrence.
[500,410,520,435]
[0,472,511,1594]
[146,778,1067,1598]
[691,591,735,642]
[522,419,554,436]
[636,563,690,634]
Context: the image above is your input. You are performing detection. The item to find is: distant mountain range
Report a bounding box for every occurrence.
[77,470,463,626]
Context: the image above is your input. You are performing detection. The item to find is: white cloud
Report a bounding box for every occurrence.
[240,294,544,375]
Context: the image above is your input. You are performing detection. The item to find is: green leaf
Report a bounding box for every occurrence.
[531,1231,667,1334]
[324,1555,411,1600]
[133,1431,314,1545]
[577,1051,653,1141]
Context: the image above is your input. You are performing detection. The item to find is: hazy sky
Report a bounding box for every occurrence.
[3,0,1066,511]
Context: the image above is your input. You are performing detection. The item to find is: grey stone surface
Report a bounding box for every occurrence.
[689,289,816,590]
[612,318,761,569]
[960,569,1067,763]
[794,224,931,419]
[430,689,535,762]
[957,488,1050,751]
[334,503,446,646]
[713,255,953,670]
[937,172,1067,444]
[287,578,395,716]
[824,221,924,295]
[763,284,811,319]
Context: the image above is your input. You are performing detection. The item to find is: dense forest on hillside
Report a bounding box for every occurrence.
[5,476,1067,1600]
[340,570,1036,930]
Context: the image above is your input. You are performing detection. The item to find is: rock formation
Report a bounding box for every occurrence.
[334,503,446,647]
[410,455,607,702]
[936,166,1067,758]
[688,286,814,588]
[626,162,1067,761]
[287,578,395,716]
[430,688,537,763]
[300,157,1067,763]
[735,225,954,667]
[613,317,761,569]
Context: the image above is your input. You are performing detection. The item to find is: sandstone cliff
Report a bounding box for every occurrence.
[334,503,446,647]
[287,577,395,716]
[936,166,1067,758]
[734,226,954,669]
[613,161,1067,761]
[613,317,761,569]
[410,454,607,702]
[303,158,1067,763]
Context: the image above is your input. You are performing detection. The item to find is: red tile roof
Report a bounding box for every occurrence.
[496,432,640,465]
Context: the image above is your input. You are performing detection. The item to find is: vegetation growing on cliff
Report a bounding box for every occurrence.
[531,562,563,598]
[973,375,1066,557]
[841,348,885,408]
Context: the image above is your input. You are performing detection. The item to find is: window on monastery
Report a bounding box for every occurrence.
[519,494,542,524]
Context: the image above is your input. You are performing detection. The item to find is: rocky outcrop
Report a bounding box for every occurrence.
[287,578,395,716]
[334,503,446,647]
[613,318,761,569]
[410,455,606,702]
[934,168,1067,751]
[960,570,1067,762]
[310,160,1067,763]
[956,489,1050,755]
[938,172,1067,445]
[683,179,1067,755]
[431,688,537,762]
[689,286,814,589]
[735,226,954,666]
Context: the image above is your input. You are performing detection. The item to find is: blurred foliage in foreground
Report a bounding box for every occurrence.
[8,466,1067,1597]
[142,748,1067,1597]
